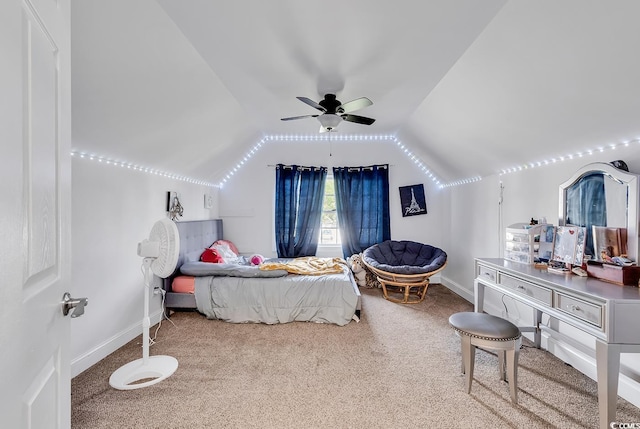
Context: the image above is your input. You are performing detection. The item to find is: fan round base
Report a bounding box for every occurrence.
[109,355,178,390]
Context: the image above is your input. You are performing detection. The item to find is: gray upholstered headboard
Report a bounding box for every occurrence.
[163,219,223,293]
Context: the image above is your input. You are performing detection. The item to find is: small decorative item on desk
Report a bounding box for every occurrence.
[547,261,570,274]
[586,259,640,286]
[571,266,588,277]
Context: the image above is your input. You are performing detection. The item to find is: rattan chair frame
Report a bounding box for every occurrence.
[363,260,447,304]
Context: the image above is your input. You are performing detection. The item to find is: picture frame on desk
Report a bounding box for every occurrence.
[552,225,586,266]
[592,226,627,260]
[575,227,586,265]
[538,224,556,261]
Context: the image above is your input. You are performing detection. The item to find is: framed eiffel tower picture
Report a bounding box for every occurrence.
[399,184,427,217]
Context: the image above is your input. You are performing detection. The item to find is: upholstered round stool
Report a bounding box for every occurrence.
[449,312,522,403]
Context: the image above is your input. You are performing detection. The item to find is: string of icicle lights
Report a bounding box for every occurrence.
[73,136,637,189]
[497,139,640,176]
[218,134,447,188]
[70,151,218,187]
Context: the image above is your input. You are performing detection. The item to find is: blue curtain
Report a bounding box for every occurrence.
[333,164,390,257]
[275,164,327,258]
[566,172,607,258]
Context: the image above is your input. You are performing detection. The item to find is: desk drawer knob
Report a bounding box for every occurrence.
[569,304,581,312]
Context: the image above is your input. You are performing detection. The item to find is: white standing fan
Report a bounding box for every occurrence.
[109,218,180,390]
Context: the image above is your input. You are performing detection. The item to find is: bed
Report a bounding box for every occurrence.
[163,219,361,325]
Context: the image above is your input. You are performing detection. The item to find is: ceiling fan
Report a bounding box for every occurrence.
[281,94,375,133]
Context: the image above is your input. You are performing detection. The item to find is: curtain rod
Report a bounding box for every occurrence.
[268,164,391,170]
[335,164,389,172]
[269,165,327,171]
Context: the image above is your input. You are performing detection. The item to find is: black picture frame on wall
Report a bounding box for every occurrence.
[399,184,427,217]
[166,191,184,221]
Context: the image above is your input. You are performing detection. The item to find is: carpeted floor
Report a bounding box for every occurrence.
[71,285,640,428]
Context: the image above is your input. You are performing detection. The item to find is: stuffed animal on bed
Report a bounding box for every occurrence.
[250,254,265,266]
[348,253,381,288]
[347,253,368,287]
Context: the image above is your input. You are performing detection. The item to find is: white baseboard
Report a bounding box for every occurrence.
[440,275,474,303]
[545,333,640,409]
[71,310,163,378]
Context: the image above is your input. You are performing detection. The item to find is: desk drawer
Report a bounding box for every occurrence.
[477,265,497,283]
[556,293,603,328]
[498,273,552,305]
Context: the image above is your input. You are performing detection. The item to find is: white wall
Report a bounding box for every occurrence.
[217,138,447,258]
[442,146,640,407]
[70,158,218,376]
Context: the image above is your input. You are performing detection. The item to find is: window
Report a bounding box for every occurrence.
[320,176,341,245]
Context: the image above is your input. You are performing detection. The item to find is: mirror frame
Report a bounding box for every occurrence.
[559,162,639,263]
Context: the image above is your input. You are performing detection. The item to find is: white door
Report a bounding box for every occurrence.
[0,0,72,427]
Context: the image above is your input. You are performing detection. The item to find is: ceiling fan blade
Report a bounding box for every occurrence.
[338,97,372,114]
[297,96,326,112]
[281,114,319,121]
[341,114,376,125]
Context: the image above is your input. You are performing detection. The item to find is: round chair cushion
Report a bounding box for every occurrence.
[449,312,521,341]
[362,240,447,275]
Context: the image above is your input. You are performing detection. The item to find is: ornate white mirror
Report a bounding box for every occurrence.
[559,162,639,263]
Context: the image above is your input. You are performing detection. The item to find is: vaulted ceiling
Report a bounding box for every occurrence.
[70,1,640,185]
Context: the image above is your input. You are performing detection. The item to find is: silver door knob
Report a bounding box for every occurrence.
[62,292,88,318]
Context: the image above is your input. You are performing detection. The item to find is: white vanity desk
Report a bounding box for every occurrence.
[475,257,640,429]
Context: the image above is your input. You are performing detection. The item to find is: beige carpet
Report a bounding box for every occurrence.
[72,285,640,428]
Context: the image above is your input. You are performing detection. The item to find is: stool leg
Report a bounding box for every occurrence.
[506,347,519,403]
[497,350,506,381]
[461,335,475,394]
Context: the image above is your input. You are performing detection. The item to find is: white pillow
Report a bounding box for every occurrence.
[211,242,237,259]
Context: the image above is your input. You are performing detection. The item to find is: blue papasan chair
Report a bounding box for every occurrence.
[362,240,447,304]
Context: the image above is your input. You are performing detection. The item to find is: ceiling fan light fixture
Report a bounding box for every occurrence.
[318,113,342,130]
[282,94,375,131]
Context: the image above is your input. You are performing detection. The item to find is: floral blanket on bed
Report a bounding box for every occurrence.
[260,257,346,275]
